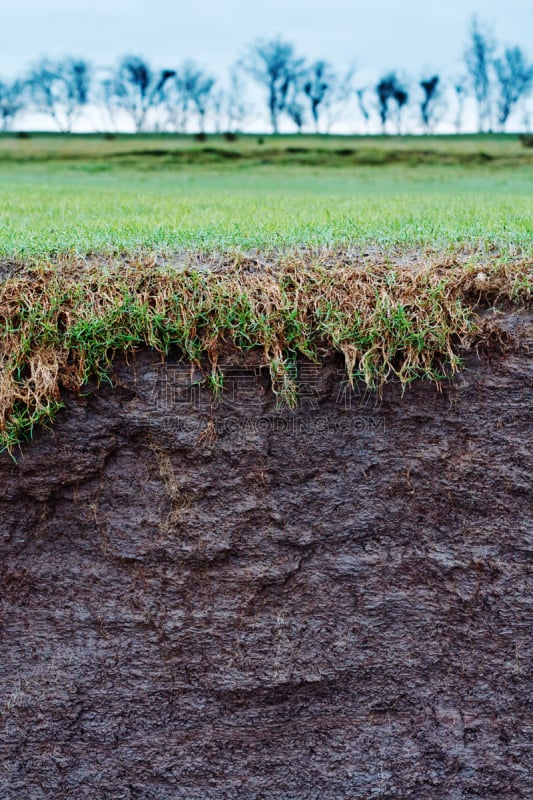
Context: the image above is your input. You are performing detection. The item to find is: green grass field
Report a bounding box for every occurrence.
[1,133,531,451]
[0,133,531,261]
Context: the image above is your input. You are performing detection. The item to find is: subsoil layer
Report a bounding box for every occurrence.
[0,311,532,799]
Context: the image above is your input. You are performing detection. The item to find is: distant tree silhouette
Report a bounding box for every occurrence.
[98,77,116,132]
[112,56,175,133]
[376,73,408,133]
[224,66,248,134]
[494,47,533,129]
[392,84,409,134]
[303,60,336,133]
[28,58,90,132]
[162,62,216,133]
[0,79,25,131]
[162,66,191,132]
[355,87,370,132]
[419,75,441,133]
[1,16,532,136]
[453,80,467,133]
[321,68,354,133]
[245,38,304,133]
[376,75,394,131]
[286,83,306,132]
[465,17,495,132]
[183,64,216,134]
[211,89,225,134]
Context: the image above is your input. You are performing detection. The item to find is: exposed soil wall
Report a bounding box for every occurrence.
[0,312,531,799]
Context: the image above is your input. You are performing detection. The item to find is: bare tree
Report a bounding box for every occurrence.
[494,47,533,130]
[286,81,306,132]
[392,83,409,134]
[302,60,336,133]
[376,73,407,133]
[376,74,394,132]
[211,89,225,134]
[245,38,304,133]
[0,79,25,131]
[162,70,191,132]
[185,64,216,134]
[225,66,248,133]
[98,74,121,132]
[113,56,175,132]
[163,62,216,133]
[419,75,441,133]
[355,87,370,132]
[321,68,354,133]
[453,80,467,133]
[465,16,495,132]
[28,58,90,132]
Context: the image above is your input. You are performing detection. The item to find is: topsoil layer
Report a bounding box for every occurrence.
[0,311,531,800]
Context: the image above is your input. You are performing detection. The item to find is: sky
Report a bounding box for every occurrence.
[1,0,532,132]
[2,0,531,76]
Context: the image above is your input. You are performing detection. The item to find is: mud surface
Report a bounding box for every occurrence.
[1,312,532,799]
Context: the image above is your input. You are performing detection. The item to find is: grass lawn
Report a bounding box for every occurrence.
[0,133,531,451]
[0,133,531,261]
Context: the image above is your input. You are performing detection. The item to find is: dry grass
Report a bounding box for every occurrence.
[0,251,531,452]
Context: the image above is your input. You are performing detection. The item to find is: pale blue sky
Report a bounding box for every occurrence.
[2,0,531,78]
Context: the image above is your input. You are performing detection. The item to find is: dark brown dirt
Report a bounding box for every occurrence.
[0,311,532,800]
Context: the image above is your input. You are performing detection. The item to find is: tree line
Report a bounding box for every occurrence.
[0,17,531,135]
